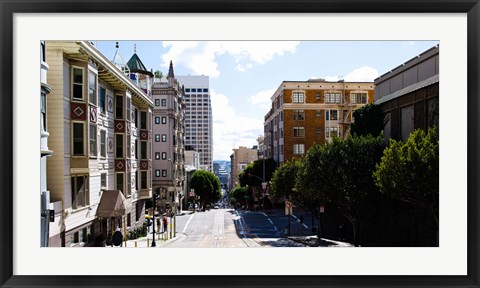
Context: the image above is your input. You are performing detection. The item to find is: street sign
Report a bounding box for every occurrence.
[320,205,325,213]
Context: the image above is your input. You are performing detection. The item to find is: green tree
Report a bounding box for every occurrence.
[154,70,163,79]
[350,103,386,137]
[190,170,221,206]
[238,158,277,187]
[270,159,302,201]
[296,134,385,246]
[373,128,439,244]
[229,186,248,206]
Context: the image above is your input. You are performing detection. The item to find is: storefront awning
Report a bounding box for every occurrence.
[96,190,127,218]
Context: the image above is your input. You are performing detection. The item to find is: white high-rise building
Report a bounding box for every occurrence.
[176,76,213,172]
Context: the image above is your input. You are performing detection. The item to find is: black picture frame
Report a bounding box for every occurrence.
[1,1,479,287]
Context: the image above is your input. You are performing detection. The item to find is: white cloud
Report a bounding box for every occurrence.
[249,88,276,111]
[162,41,300,77]
[324,66,380,82]
[210,89,263,160]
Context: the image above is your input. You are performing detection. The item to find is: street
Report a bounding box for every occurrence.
[136,208,334,248]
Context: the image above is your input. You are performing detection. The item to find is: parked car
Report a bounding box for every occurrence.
[188,203,199,211]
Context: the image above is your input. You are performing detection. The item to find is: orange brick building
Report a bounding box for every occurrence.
[264,79,374,164]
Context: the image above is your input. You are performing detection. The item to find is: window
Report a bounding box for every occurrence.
[115,134,123,158]
[162,170,167,177]
[315,92,321,101]
[293,127,305,138]
[203,88,208,92]
[140,111,147,129]
[161,99,167,107]
[141,171,148,189]
[88,70,97,105]
[162,117,167,124]
[101,173,107,189]
[155,152,160,160]
[134,139,138,159]
[99,87,106,114]
[71,175,89,209]
[126,172,131,197]
[126,135,131,159]
[162,134,167,142]
[293,144,305,155]
[155,117,160,124]
[89,124,97,157]
[41,93,47,131]
[135,171,139,190]
[162,152,167,160]
[326,127,339,138]
[72,122,85,156]
[316,110,323,118]
[41,41,46,62]
[330,110,338,120]
[72,67,83,100]
[293,110,304,120]
[325,92,341,104]
[155,134,160,142]
[155,170,160,177]
[116,173,124,195]
[141,141,147,160]
[133,108,138,128]
[115,95,123,119]
[316,127,323,135]
[350,93,368,104]
[292,92,305,103]
[155,99,160,106]
[126,98,131,121]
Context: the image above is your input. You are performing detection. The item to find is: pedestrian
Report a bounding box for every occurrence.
[162,215,168,232]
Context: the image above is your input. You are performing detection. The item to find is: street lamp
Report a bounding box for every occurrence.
[151,192,158,247]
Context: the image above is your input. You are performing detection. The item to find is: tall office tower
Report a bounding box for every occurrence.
[176,76,213,172]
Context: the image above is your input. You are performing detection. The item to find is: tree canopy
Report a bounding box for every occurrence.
[238,158,277,187]
[350,103,386,137]
[190,170,222,204]
[295,134,385,246]
[373,128,439,239]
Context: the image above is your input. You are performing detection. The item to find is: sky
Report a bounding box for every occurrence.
[95,40,439,161]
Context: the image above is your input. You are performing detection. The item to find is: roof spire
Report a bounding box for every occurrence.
[168,60,175,78]
[134,43,136,54]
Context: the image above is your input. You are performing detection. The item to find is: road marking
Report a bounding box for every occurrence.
[264,215,278,231]
[182,213,195,233]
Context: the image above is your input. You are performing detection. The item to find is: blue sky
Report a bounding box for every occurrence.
[95,40,439,161]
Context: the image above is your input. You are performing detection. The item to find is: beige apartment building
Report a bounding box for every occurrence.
[229,146,258,189]
[152,62,186,214]
[264,79,374,164]
[45,41,154,246]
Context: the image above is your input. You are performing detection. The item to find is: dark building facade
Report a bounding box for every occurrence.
[374,45,439,140]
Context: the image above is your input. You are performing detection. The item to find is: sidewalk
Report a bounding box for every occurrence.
[107,210,193,248]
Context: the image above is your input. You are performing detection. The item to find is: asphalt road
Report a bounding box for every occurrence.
[158,208,318,248]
